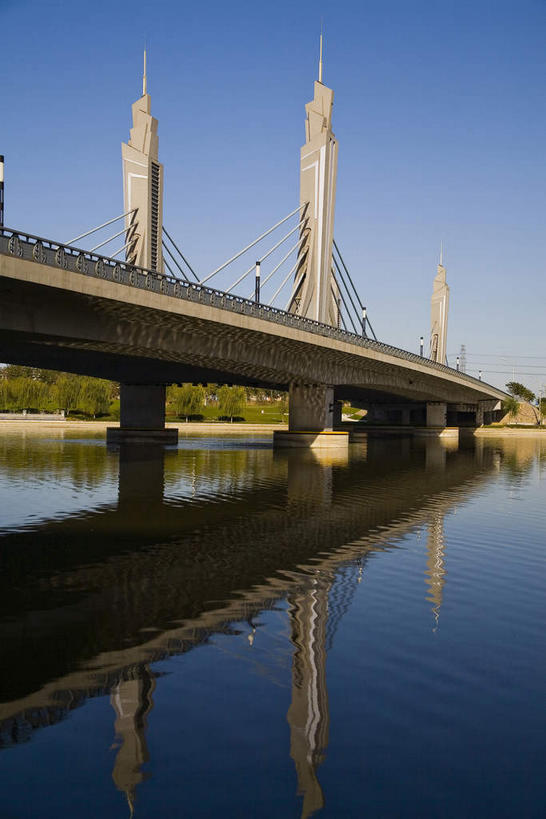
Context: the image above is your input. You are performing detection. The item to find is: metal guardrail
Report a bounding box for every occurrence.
[0,227,502,395]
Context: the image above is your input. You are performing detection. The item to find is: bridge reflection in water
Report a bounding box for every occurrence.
[0,435,502,816]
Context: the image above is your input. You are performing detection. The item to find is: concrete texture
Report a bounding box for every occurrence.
[119,384,166,429]
[414,427,459,440]
[273,431,349,449]
[107,383,178,444]
[426,402,447,427]
[288,384,334,431]
[107,427,178,444]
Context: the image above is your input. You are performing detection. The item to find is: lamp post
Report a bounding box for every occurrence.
[254,260,261,303]
[456,356,460,371]
[361,306,367,337]
[420,336,424,357]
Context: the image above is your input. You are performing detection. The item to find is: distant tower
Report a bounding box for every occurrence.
[430,246,449,364]
[121,51,164,272]
[287,34,339,326]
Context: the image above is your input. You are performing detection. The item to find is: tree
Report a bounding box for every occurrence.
[55,374,83,414]
[502,395,520,425]
[79,378,111,417]
[537,396,546,425]
[505,382,543,425]
[168,384,205,421]
[35,368,60,385]
[2,365,35,380]
[218,385,245,422]
[0,378,8,410]
[506,381,535,403]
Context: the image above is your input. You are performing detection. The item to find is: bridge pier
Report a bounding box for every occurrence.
[413,402,458,440]
[273,384,348,449]
[426,402,447,427]
[107,384,178,445]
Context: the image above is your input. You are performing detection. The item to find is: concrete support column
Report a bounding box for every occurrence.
[120,384,166,429]
[476,401,489,427]
[426,402,447,427]
[289,384,334,431]
[107,384,178,445]
[274,384,348,448]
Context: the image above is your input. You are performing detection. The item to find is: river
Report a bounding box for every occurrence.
[0,429,544,818]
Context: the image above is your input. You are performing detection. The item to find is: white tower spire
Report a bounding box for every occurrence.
[287,50,339,326]
[430,253,449,364]
[142,48,147,96]
[318,25,323,83]
[121,53,164,272]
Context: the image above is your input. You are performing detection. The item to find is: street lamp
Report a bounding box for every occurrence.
[254,260,261,303]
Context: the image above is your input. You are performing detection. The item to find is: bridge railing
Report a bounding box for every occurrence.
[0,227,494,391]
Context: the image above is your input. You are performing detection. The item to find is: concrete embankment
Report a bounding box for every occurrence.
[0,419,287,433]
[474,427,546,437]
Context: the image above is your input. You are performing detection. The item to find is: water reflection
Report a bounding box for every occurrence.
[287,576,330,817]
[425,512,446,630]
[110,666,155,816]
[0,431,524,815]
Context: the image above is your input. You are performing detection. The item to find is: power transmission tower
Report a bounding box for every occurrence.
[459,344,467,374]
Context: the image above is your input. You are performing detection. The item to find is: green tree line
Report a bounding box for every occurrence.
[0,366,117,417]
[1,366,287,422]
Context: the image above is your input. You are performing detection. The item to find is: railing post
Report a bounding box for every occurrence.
[255,260,261,303]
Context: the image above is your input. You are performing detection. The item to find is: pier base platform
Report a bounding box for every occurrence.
[413,427,459,440]
[107,427,178,445]
[273,430,349,449]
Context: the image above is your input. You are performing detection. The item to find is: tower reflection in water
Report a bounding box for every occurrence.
[110,666,155,817]
[108,441,453,817]
[0,434,489,817]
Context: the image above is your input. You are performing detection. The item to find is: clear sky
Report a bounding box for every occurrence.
[2,0,546,392]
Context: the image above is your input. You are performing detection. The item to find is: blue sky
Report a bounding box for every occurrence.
[2,0,546,392]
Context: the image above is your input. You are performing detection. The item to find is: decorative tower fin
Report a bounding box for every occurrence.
[287,56,339,326]
[121,54,164,272]
[430,253,449,364]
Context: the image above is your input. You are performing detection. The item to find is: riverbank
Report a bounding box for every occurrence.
[474,426,546,437]
[1,419,544,437]
[0,419,287,433]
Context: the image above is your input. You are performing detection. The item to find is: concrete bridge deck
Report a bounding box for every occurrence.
[0,228,506,442]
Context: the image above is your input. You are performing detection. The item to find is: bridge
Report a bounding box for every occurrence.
[0,49,506,446]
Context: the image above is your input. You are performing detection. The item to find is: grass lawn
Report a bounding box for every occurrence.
[167,402,288,424]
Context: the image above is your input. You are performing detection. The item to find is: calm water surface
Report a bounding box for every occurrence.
[0,429,544,818]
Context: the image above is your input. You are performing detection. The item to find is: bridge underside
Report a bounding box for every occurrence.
[0,257,505,444]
